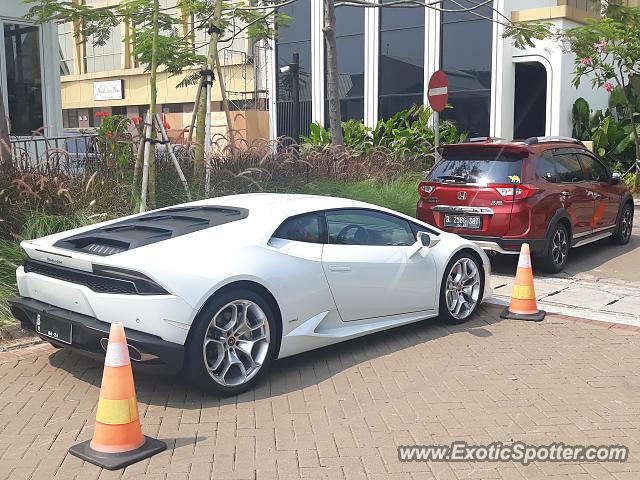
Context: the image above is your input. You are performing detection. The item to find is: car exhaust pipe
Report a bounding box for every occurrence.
[100,337,143,362]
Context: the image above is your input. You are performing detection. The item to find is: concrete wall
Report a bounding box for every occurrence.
[492,2,609,139]
[61,64,255,110]
[0,0,63,137]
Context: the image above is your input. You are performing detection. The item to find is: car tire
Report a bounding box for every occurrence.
[438,251,484,325]
[185,288,278,396]
[611,202,633,245]
[537,222,569,274]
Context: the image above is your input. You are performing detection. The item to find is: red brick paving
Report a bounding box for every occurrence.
[1,306,640,479]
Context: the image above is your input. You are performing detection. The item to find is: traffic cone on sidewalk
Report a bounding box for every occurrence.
[69,322,166,470]
[500,243,546,322]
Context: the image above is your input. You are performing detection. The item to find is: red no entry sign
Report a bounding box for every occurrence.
[427,70,449,113]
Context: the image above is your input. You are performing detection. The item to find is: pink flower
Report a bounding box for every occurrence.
[594,40,607,52]
[580,57,593,65]
[603,82,614,92]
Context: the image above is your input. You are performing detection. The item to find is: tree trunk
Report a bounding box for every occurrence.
[213,49,236,149]
[635,141,640,192]
[147,0,160,210]
[0,84,10,170]
[323,0,343,146]
[194,0,225,171]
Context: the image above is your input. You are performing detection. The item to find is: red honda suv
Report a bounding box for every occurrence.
[417,137,634,272]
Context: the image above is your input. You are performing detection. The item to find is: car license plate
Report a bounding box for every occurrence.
[443,214,482,230]
[36,314,72,344]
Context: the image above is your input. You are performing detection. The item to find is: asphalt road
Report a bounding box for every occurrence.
[490,219,640,287]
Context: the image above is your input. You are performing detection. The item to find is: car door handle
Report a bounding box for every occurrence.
[328,265,351,272]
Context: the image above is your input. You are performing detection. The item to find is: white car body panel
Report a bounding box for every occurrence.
[15,193,492,362]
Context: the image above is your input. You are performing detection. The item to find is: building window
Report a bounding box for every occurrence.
[275,1,312,138]
[324,6,365,123]
[84,24,122,73]
[162,104,183,113]
[378,0,425,119]
[59,22,75,75]
[440,0,493,136]
[63,109,79,129]
[4,23,44,136]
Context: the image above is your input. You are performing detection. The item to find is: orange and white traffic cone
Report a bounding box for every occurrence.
[69,322,166,470]
[500,243,546,322]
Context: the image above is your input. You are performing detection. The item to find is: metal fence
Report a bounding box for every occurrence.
[10,133,103,176]
[276,99,313,142]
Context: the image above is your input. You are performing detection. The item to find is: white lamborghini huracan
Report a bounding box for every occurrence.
[10,194,491,395]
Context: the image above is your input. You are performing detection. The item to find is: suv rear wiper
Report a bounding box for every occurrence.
[437,175,467,183]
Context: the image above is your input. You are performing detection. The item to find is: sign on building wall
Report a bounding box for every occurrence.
[93,80,124,101]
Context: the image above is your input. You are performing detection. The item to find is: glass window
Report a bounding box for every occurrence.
[535,152,557,182]
[326,210,415,246]
[4,23,44,136]
[276,1,312,137]
[324,6,364,122]
[272,213,325,244]
[440,0,493,136]
[578,154,609,182]
[428,149,523,184]
[84,24,121,73]
[378,0,425,119]
[58,22,75,75]
[62,109,79,129]
[554,152,584,183]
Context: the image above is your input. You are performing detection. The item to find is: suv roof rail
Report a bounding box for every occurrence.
[523,136,584,146]
[460,136,507,144]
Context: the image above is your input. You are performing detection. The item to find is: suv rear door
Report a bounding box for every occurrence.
[422,146,525,236]
[552,149,593,237]
[575,152,620,229]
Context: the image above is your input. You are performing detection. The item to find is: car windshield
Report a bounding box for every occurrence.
[427,149,524,184]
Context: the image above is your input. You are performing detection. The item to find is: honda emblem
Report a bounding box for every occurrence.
[457,191,468,200]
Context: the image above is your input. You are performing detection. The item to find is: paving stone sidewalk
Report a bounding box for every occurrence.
[1,305,640,480]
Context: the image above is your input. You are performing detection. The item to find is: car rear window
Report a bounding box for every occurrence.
[427,149,524,184]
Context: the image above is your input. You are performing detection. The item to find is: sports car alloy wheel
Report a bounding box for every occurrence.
[444,257,481,320]
[203,300,271,387]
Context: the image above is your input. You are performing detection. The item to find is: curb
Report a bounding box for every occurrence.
[483,301,640,334]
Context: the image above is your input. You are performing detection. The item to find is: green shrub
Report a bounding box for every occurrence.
[20,210,102,240]
[301,173,422,217]
[571,87,639,172]
[0,240,24,326]
[302,106,467,160]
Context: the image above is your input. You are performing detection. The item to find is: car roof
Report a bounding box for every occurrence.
[442,138,590,156]
[190,193,379,217]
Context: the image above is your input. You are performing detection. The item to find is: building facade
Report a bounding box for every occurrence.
[1,0,63,137]
[270,0,639,142]
[57,0,268,139]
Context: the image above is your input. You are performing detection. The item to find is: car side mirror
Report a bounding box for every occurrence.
[611,172,621,185]
[408,231,440,257]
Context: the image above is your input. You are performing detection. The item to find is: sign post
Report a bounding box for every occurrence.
[427,71,449,159]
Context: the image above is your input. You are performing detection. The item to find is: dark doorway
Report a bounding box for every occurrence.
[513,62,547,139]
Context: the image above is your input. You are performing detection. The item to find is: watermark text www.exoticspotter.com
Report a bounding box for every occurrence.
[398,442,628,466]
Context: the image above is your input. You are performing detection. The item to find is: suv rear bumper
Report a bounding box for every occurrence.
[460,235,548,255]
[9,297,184,374]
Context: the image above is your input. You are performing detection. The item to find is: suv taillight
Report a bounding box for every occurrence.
[492,184,539,201]
[419,181,437,197]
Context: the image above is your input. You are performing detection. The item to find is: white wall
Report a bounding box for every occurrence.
[0,0,63,137]
[493,4,609,139]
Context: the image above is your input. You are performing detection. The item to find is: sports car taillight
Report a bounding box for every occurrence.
[492,184,539,201]
[92,265,170,295]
